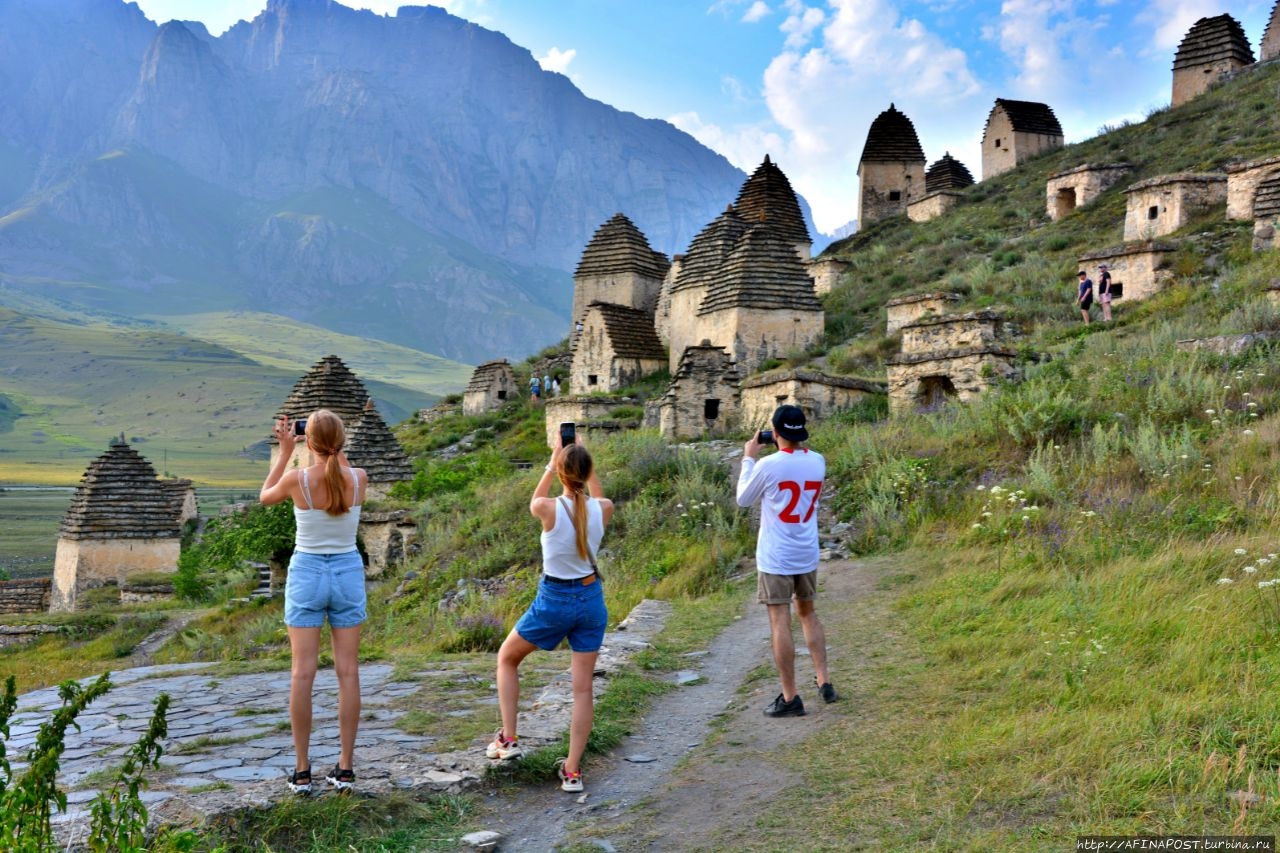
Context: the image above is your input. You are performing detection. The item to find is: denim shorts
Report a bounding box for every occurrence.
[514,577,607,652]
[284,550,367,629]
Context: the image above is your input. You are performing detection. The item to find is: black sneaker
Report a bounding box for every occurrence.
[325,764,355,792]
[287,766,312,795]
[763,693,806,717]
[815,677,838,703]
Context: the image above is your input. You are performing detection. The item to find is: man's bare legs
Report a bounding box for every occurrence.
[795,599,829,687]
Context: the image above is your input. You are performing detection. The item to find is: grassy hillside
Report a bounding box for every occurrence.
[0,306,449,485]
[153,311,472,398]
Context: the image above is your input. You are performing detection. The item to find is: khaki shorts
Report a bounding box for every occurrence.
[757,570,818,605]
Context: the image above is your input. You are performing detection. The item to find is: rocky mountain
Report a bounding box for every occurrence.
[0,0,819,362]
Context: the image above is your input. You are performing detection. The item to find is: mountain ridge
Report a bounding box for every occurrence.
[0,0,819,362]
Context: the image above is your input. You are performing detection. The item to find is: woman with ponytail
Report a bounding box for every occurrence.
[261,408,367,795]
[486,432,613,793]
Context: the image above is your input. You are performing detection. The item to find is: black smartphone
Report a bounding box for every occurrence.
[559,421,576,446]
[293,419,307,436]
[758,429,775,445]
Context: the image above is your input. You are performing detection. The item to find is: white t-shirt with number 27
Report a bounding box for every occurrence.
[735,447,826,576]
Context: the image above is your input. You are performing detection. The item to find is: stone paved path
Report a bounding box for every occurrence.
[4,600,672,849]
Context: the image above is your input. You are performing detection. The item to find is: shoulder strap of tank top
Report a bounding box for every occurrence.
[300,468,314,509]
[558,495,601,577]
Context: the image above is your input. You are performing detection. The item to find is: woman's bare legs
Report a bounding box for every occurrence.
[287,626,322,772]
[564,650,599,774]
[330,625,362,770]
[495,629,539,740]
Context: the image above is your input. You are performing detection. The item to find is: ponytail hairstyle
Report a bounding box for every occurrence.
[306,409,351,516]
[556,444,594,560]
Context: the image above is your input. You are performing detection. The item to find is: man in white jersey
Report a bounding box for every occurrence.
[736,405,837,717]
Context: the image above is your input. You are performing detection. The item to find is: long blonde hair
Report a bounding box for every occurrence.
[306,409,351,516]
[556,445,594,560]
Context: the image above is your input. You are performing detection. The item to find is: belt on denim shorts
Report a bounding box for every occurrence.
[542,573,598,586]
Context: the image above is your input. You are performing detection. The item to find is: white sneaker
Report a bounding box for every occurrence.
[556,758,583,792]
[486,730,522,760]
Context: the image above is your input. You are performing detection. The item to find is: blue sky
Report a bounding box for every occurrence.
[132,0,1276,234]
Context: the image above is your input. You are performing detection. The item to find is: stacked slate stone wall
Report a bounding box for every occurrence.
[0,578,52,614]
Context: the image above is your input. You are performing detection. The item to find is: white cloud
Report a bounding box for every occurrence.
[537,47,577,74]
[668,111,787,169]
[1135,0,1224,52]
[747,0,980,231]
[742,1,772,22]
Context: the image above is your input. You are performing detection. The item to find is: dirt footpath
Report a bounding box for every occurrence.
[475,557,882,852]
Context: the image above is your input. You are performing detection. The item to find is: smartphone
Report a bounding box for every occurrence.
[293,418,307,436]
[757,429,775,445]
[559,421,576,446]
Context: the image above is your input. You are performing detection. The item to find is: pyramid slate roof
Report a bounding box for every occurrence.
[161,479,195,517]
[59,437,182,541]
[924,153,975,192]
[1254,173,1280,220]
[669,342,739,386]
[733,155,810,246]
[345,400,413,485]
[586,301,666,361]
[276,355,370,423]
[574,213,670,280]
[987,99,1063,137]
[1173,14,1254,69]
[697,225,823,315]
[670,206,749,295]
[1264,2,1280,61]
[859,104,926,165]
[465,359,513,394]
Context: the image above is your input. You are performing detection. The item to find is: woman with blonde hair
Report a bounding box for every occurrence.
[261,408,367,794]
[486,433,613,793]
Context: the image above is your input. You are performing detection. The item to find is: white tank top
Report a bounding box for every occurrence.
[294,467,362,554]
[540,496,603,579]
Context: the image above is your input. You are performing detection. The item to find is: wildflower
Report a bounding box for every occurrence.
[1205,409,1216,415]
[1258,557,1271,565]
[1205,464,1213,469]
[971,523,983,529]
[1260,581,1274,589]
[1224,385,1232,390]
[1053,444,1062,450]
[1021,515,1030,522]
[1081,510,1097,518]
[982,511,992,518]
[1212,419,1222,426]
[1269,553,1277,560]
[1250,412,1259,418]
[1179,454,1189,460]
[680,512,688,518]
[1218,578,1234,584]
[1258,372,1266,377]
[1235,476,1243,481]
[1243,392,1252,398]
[676,503,684,509]
[1027,505,1040,511]
[976,484,986,491]
[1235,548,1248,556]
[1244,429,1255,436]
[1244,566,1257,574]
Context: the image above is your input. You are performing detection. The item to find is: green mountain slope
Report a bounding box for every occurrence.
[153,311,473,398]
[0,306,448,485]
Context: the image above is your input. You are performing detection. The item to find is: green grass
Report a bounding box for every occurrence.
[152,311,473,399]
[0,305,444,485]
[199,790,475,853]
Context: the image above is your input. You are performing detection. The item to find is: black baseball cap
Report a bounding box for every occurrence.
[771,404,808,442]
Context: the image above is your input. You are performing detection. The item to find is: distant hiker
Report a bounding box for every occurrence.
[487,434,613,793]
[1076,271,1093,324]
[530,375,541,400]
[543,374,552,396]
[260,409,367,795]
[736,405,836,718]
[552,378,561,397]
[1097,264,1113,322]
